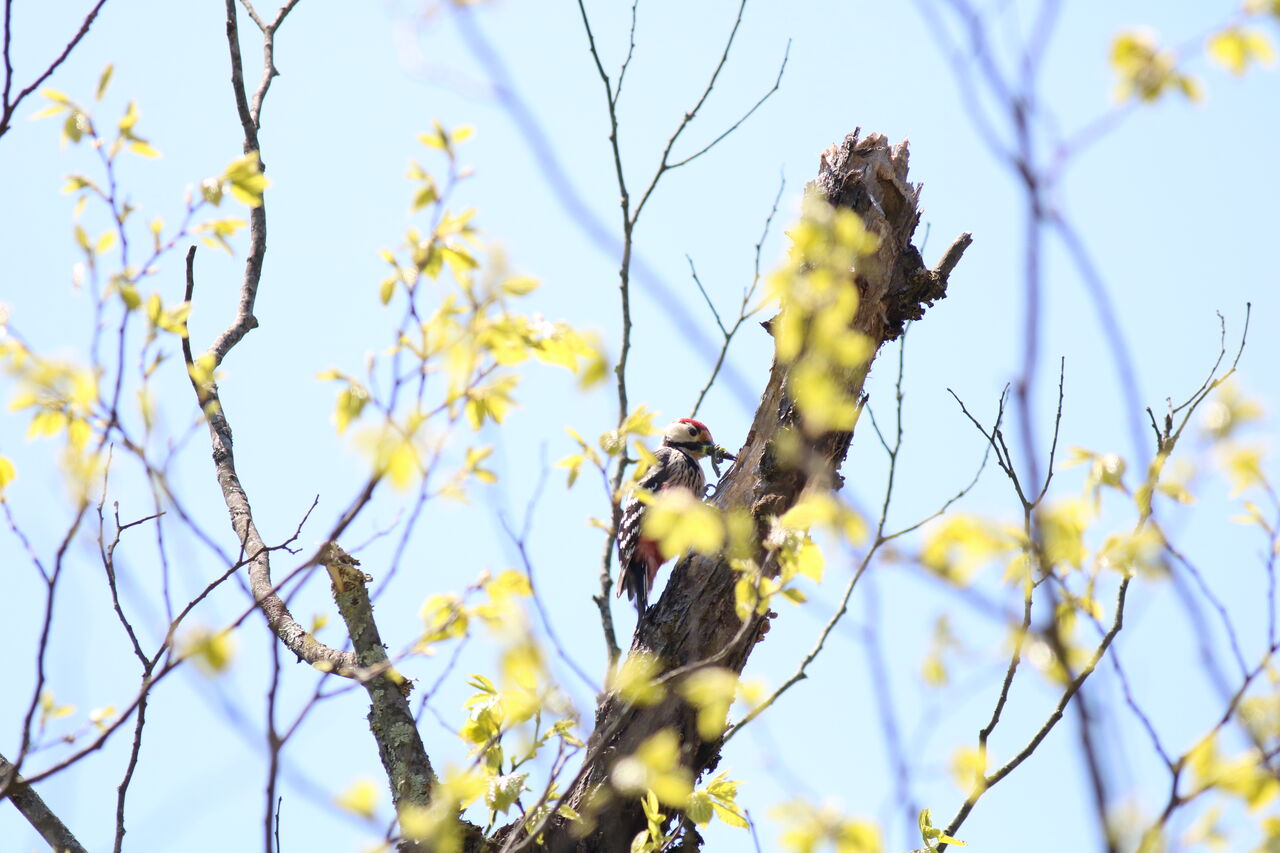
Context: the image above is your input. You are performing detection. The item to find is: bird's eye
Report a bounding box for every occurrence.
[687,425,697,435]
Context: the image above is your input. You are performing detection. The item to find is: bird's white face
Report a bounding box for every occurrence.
[663,419,713,458]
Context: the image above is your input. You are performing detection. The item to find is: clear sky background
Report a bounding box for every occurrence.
[2,0,1278,851]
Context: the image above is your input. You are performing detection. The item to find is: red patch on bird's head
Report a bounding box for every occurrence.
[677,418,709,434]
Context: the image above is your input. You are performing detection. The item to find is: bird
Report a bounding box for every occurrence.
[616,418,724,618]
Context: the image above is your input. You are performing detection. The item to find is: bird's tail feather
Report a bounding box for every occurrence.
[620,559,649,617]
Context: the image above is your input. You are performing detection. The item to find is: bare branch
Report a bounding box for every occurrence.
[691,173,784,418]
[0,0,110,140]
[0,751,87,853]
[939,576,1132,849]
[861,579,921,839]
[210,0,268,365]
[499,467,602,694]
[1047,213,1146,463]
[664,40,789,172]
[632,3,784,220]
[112,682,150,853]
[613,0,639,106]
[686,255,727,337]
[182,247,357,674]
[1035,357,1065,503]
[317,543,465,842]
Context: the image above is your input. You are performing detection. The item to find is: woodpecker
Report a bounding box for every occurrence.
[616,418,720,618]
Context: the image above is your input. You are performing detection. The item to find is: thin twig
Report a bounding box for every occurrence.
[686,256,727,336]
[665,40,790,172]
[499,485,602,695]
[1047,213,1146,465]
[0,0,110,140]
[1035,357,1065,503]
[690,173,784,418]
[938,576,1132,849]
[613,0,639,106]
[861,578,920,840]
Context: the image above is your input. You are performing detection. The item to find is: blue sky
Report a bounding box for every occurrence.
[2,1,1278,851]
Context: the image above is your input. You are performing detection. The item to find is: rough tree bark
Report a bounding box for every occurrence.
[318,543,439,817]
[0,751,87,853]
[537,130,971,852]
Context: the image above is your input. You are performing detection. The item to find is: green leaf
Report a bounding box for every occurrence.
[200,177,224,206]
[95,64,114,101]
[440,246,478,275]
[609,652,666,707]
[334,385,368,434]
[686,791,714,826]
[0,456,16,491]
[610,730,692,808]
[1109,29,1202,103]
[641,489,725,559]
[118,99,139,133]
[557,452,587,488]
[419,125,447,150]
[128,139,161,159]
[38,690,75,730]
[711,800,750,829]
[221,153,269,207]
[183,626,236,674]
[485,773,526,815]
[334,778,379,819]
[1223,445,1265,496]
[29,102,67,121]
[1208,27,1276,75]
[950,746,987,793]
[120,284,141,311]
[412,178,439,211]
[679,668,737,740]
[63,112,85,144]
[500,276,539,296]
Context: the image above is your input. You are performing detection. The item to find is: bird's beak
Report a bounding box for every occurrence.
[708,443,735,476]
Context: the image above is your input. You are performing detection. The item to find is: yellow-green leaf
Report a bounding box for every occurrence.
[1208,27,1276,75]
[334,385,368,434]
[500,276,539,296]
[412,180,439,211]
[222,152,269,207]
[679,668,738,740]
[335,778,380,819]
[128,139,162,159]
[641,488,725,559]
[183,626,236,675]
[950,746,987,793]
[30,102,67,120]
[95,64,114,101]
[1223,445,1266,496]
[609,652,666,707]
[118,99,139,133]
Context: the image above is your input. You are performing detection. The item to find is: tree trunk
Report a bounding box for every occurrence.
[538,131,971,852]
